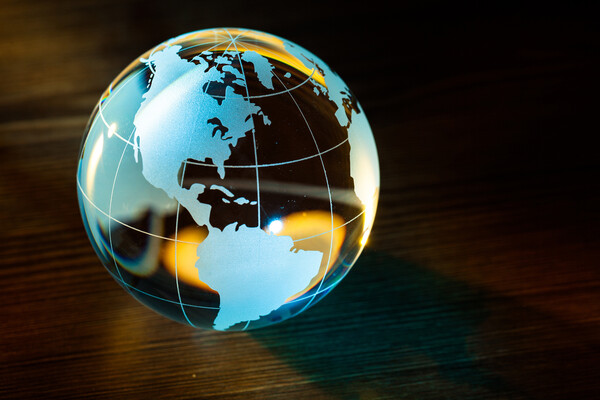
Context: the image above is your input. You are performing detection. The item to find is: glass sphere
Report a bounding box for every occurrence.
[77,28,379,331]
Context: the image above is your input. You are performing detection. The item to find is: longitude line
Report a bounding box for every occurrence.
[203,37,236,96]
[171,34,240,327]
[96,69,145,149]
[157,34,241,329]
[226,28,260,331]
[173,162,196,327]
[269,69,335,314]
[226,29,261,228]
[107,126,137,293]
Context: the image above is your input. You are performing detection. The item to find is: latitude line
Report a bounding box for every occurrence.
[99,124,348,169]
[293,209,365,242]
[269,67,335,316]
[237,41,317,75]
[78,178,362,245]
[286,278,343,304]
[95,36,316,153]
[101,254,343,310]
[96,57,315,151]
[92,68,145,152]
[77,180,195,244]
[189,66,316,100]
[184,137,348,169]
[98,104,137,148]
[103,267,219,309]
[227,68,316,99]
[235,41,318,99]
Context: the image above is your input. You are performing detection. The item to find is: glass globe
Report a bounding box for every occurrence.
[77,28,379,331]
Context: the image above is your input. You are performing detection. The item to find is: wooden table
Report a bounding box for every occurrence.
[1,1,599,398]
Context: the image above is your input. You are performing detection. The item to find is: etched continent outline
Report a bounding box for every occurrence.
[132,43,323,330]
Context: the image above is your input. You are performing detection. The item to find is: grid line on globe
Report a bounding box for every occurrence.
[77,28,379,330]
[107,123,137,299]
[77,179,365,246]
[266,54,335,317]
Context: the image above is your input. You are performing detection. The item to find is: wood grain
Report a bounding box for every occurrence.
[1,1,599,398]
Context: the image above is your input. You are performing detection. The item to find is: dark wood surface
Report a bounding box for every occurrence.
[1,1,599,399]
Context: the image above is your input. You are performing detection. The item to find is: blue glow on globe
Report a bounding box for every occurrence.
[77,28,379,331]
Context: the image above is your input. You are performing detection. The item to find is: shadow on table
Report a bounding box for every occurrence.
[250,249,519,399]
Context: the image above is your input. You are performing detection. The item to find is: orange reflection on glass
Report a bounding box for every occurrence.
[85,132,104,197]
[273,210,346,301]
[183,28,327,87]
[161,226,216,292]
